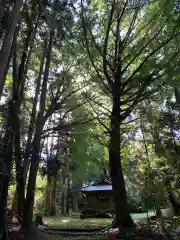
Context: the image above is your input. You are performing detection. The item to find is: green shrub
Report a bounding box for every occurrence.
[128,197,145,213]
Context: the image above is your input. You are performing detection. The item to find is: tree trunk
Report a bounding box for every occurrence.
[61,191,65,215]
[0,48,19,235]
[0,173,9,240]
[12,33,46,215]
[71,174,78,212]
[0,0,23,97]
[11,14,39,215]
[61,175,66,215]
[14,129,25,217]
[66,177,70,215]
[23,133,41,227]
[72,191,78,212]
[23,32,54,228]
[44,175,52,216]
[109,85,134,227]
[35,215,44,226]
[11,191,18,212]
[168,190,180,216]
[1,30,16,97]
[50,176,57,216]
[0,100,15,239]
[65,189,70,215]
[22,18,45,182]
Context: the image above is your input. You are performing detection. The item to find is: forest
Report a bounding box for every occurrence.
[1,0,180,239]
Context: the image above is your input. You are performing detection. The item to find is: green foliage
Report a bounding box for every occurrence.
[8,184,16,208]
[69,128,108,184]
[34,173,47,215]
[1,0,180,231]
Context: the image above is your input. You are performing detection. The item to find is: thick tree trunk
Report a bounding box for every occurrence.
[0,173,9,240]
[0,0,23,96]
[0,101,14,239]
[23,133,41,227]
[109,86,134,228]
[0,67,18,238]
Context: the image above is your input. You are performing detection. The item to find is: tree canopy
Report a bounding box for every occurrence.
[1,0,180,239]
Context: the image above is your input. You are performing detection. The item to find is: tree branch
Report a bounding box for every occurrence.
[103,0,115,87]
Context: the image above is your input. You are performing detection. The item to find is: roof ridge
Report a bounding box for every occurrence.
[80,184,112,192]
[91,178,111,186]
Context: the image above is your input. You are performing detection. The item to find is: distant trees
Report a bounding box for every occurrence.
[0,0,91,236]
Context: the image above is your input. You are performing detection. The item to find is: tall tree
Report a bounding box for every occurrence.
[81,0,180,227]
[0,0,24,96]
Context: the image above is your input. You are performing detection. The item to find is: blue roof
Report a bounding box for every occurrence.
[80,185,112,192]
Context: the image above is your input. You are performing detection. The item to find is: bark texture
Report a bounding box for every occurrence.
[0,0,23,96]
[109,80,134,228]
[23,32,54,227]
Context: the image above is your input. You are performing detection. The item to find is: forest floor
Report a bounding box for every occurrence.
[42,211,178,240]
[10,212,179,239]
[43,211,155,230]
[43,221,173,240]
